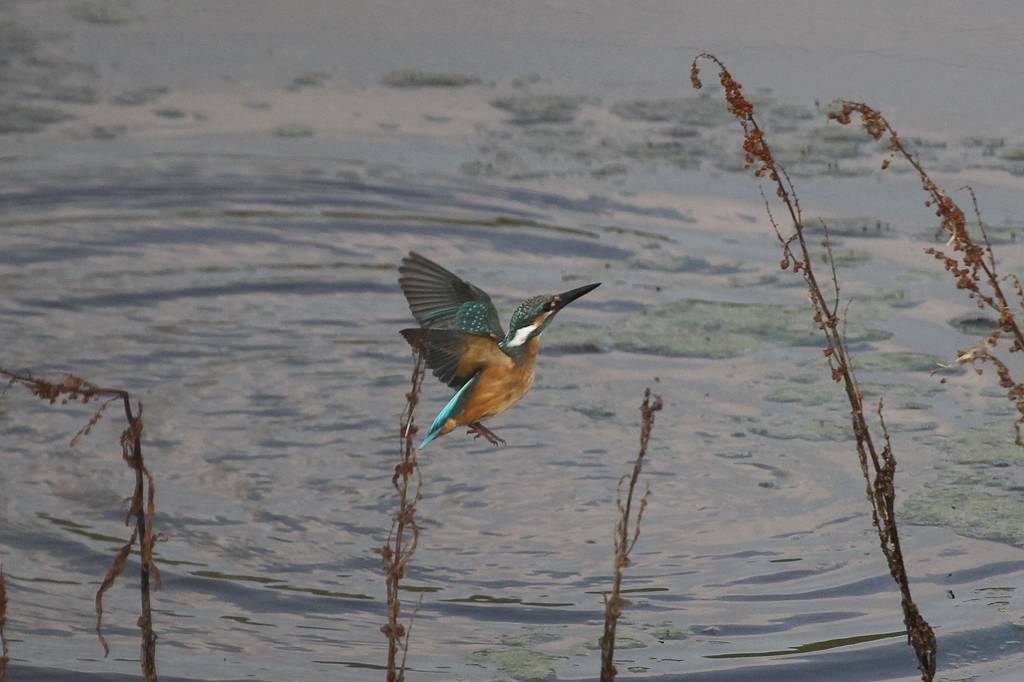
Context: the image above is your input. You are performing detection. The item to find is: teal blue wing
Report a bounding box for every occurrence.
[400,328,493,389]
[419,371,481,449]
[399,252,505,337]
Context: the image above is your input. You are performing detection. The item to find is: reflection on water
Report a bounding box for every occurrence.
[705,630,906,659]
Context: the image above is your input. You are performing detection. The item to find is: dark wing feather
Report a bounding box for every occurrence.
[398,252,504,337]
[400,328,488,388]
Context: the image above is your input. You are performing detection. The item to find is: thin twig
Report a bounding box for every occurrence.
[829,102,1024,444]
[381,348,426,682]
[599,388,663,681]
[0,565,8,682]
[0,368,159,682]
[691,54,937,681]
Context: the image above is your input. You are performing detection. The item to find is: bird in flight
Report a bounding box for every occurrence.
[398,252,600,448]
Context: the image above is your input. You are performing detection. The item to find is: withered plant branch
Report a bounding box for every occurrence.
[0,565,8,682]
[691,54,937,681]
[399,594,425,676]
[599,388,662,682]
[961,185,997,274]
[380,348,426,682]
[0,368,159,682]
[829,101,1024,444]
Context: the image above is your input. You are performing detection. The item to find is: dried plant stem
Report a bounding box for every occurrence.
[381,349,426,682]
[691,54,937,681]
[0,565,8,682]
[599,388,662,681]
[0,369,159,682]
[829,102,1024,444]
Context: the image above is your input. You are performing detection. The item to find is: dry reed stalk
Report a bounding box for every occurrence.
[690,54,937,681]
[0,565,8,682]
[0,369,159,682]
[380,348,426,682]
[829,102,1024,444]
[599,388,662,681]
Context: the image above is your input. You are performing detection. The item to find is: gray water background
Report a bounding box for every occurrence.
[3,2,1024,680]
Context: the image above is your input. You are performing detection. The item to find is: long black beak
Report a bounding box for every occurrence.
[553,282,601,312]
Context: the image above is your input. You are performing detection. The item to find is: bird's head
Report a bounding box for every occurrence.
[502,282,601,350]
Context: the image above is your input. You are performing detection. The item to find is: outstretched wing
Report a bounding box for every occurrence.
[398,252,505,338]
[400,328,508,389]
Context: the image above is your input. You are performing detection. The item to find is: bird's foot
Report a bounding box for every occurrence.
[467,422,506,446]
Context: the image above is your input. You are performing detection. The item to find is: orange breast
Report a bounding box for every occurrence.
[454,336,540,427]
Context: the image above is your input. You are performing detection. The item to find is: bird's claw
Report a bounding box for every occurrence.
[467,422,506,446]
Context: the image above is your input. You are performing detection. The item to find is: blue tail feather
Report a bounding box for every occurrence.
[418,372,480,449]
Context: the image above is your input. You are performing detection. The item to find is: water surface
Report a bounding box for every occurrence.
[2,2,1024,680]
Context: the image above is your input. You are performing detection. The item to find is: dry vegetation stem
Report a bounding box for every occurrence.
[0,566,8,682]
[0,369,159,682]
[599,388,662,682]
[828,101,1024,444]
[690,53,936,681]
[381,349,426,682]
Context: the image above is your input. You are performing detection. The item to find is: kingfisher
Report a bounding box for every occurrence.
[398,251,600,449]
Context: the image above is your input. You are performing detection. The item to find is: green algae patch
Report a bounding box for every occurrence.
[764,386,844,406]
[154,107,187,119]
[543,330,605,354]
[936,425,1024,467]
[610,95,733,127]
[999,147,1024,161]
[858,381,946,400]
[949,313,1001,335]
[609,299,891,358]
[69,0,141,25]
[649,621,690,641]
[381,70,481,88]
[273,123,315,138]
[0,104,72,134]
[980,223,1022,244]
[628,253,744,274]
[491,95,592,125]
[547,298,892,358]
[804,216,893,238]
[918,221,1020,245]
[851,288,912,314]
[905,426,1024,546]
[819,248,873,267]
[856,351,948,373]
[781,373,821,385]
[750,419,852,442]
[469,648,565,681]
[903,486,1024,547]
[983,397,1020,417]
[729,273,786,289]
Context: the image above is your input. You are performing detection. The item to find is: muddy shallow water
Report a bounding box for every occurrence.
[3,2,1024,681]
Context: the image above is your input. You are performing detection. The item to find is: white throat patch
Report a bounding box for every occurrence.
[506,324,538,348]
